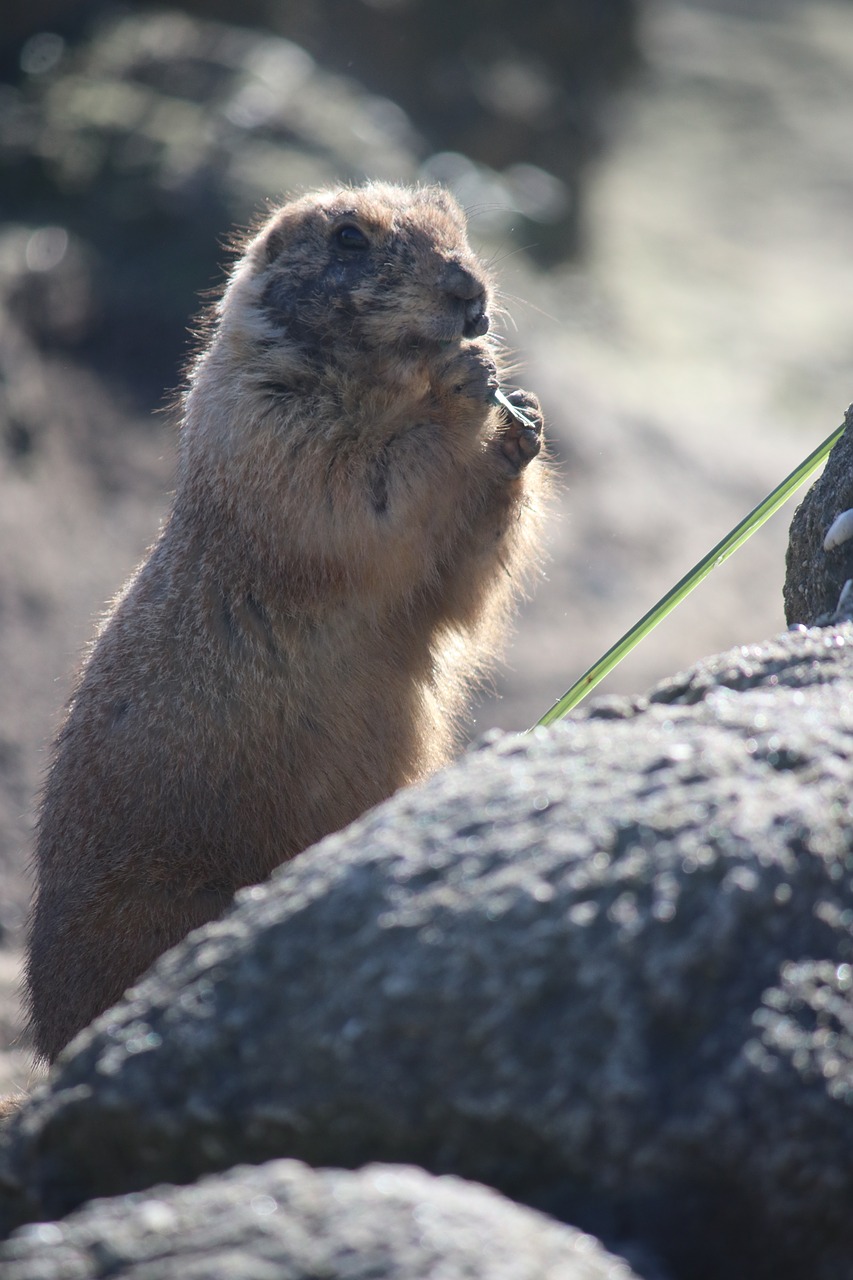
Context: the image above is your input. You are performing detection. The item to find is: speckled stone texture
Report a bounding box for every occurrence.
[0,1160,640,1280]
[785,403,853,623]
[2,626,853,1280]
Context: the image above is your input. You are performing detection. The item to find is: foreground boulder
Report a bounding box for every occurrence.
[1,626,853,1280]
[0,1160,638,1280]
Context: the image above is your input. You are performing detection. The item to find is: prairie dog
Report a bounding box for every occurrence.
[27,181,547,1062]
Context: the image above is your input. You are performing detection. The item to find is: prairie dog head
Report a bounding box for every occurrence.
[218,183,493,367]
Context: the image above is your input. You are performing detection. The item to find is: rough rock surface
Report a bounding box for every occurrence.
[0,1159,640,1280]
[785,405,853,625]
[1,625,852,1280]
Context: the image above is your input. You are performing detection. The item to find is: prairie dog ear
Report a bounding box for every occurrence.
[416,184,465,220]
[256,203,326,267]
[261,222,289,266]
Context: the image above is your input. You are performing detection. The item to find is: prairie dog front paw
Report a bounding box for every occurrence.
[494,388,543,474]
[435,341,498,402]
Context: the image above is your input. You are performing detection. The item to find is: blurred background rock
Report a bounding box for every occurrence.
[1,0,852,1086]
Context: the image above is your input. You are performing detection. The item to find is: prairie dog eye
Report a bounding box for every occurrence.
[334,223,370,251]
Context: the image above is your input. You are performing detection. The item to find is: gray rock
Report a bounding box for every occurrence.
[784,403,853,623]
[2,625,853,1280]
[0,1159,641,1280]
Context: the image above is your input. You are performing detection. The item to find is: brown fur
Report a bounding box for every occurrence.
[26,182,548,1062]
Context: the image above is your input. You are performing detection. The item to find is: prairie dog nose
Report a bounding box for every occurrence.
[439,261,484,301]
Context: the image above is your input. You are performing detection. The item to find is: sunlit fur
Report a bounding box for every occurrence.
[26,182,549,1062]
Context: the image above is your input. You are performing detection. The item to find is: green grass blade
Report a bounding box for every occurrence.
[490,386,537,429]
[533,422,845,729]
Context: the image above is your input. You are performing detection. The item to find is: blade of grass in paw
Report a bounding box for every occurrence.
[490,387,537,429]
